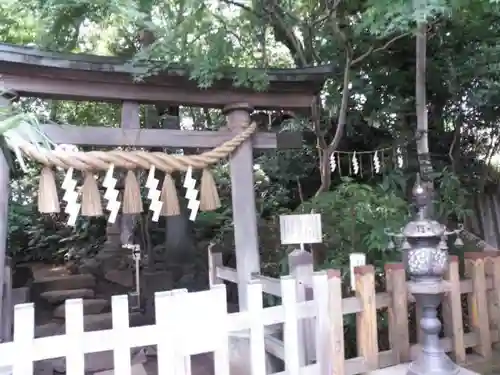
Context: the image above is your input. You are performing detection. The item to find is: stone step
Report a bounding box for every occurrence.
[33,273,95,292]
[50,349,147,374]
[53,298,109,318]
[40,288,95,304]
[83,311,144,331]
[35,311,144,337]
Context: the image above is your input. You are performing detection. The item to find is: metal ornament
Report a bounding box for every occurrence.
[385,175,462,375]
[454,236,464,247]
[183,166,200,221]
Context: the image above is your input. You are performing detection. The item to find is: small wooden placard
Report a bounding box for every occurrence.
[279,214,322,245]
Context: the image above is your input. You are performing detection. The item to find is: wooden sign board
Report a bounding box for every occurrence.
[279,214,322,245]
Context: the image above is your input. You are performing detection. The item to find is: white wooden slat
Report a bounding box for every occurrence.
[65,299,85,375]
[210,285,230,375]
[155,291,177,375]
[312,272,331,375]
[0,275,327,375]
[247,281,267,375]
[111,295,132,375]
[13,303,35,375]
[171,289,191,375]
[281,276,301,375]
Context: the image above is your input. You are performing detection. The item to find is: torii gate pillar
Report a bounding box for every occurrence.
[0,96,11,340]
[224,103,260,311]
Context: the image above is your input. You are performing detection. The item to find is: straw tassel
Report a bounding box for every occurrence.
[123,170,143,214]
[200,169,220,211]
[160,173,180,216]
[38,167,60,213]
[81,172,103,217]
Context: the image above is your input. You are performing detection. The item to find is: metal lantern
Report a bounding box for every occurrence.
[386,176,463,375]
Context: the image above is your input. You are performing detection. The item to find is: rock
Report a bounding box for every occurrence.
[12,287,30,305]
[50,348,146,373]
[40,289,94,304]
[35,322,64,337]
[227,331,279,375]
[94,363,147,375]
[53,299,109,318]
[104,270,134,288]
[12,266,33,288]
[83,311,144,331]
[33,274,96,293]
[34,360,55,375]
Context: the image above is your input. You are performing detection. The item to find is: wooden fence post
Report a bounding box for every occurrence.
[327,270,345,375]
[484,251,500,348]
[288,249,315,365]
[464,252,492,360]
[442,255,466,363]
[1,257,12,342]
[208,246,223,288]
[355,265,378,370]
[385,263,410,363]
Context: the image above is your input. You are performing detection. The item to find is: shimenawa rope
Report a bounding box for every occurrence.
[19,122,257,171]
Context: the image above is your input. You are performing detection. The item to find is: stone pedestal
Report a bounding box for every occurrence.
[367,364,478,375]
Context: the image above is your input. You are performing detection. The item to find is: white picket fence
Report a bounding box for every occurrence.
[0,273,332,375]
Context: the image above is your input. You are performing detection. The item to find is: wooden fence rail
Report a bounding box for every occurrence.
[209,248,500,374]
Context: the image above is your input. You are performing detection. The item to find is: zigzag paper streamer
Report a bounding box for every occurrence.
[102,164,121,224]
[352,152,359,175]
[61,167,80,226]
[373,151,381,174]
[396,147,404,168]
[146,166,163,222]
[183,166,200,221]
[329,152,337,172]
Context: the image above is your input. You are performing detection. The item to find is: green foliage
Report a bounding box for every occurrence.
[8,165,106,263]
[298,178,409,271]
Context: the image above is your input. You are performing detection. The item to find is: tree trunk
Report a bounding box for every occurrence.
[415,21,434,214]
[315,55,351,196]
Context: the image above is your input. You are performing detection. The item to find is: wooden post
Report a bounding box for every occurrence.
[485,251,500,348]
[327,270,345,375]
[464,252,492,359]
[288,249,315,365]
[0,96,11,342]
[355,265,378,370]
[2,257,12,342]
[223,103,260,311]
[208,246,224,288]
[442,255,466,363]
[385,263,410,363]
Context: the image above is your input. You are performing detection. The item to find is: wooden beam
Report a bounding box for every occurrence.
[225,103,260,311]
[40,124,302,149]
[3,74,316,110]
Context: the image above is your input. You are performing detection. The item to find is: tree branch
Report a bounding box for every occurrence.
[351,31,411,66]
[220,0,308,66]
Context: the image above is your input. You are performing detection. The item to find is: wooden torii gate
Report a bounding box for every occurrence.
[0,43,326,330]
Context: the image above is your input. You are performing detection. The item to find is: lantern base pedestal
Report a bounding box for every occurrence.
[367,364,478,375]
[406,351,459,375]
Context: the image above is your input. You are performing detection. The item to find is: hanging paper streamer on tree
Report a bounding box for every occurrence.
[328,138,412,177]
